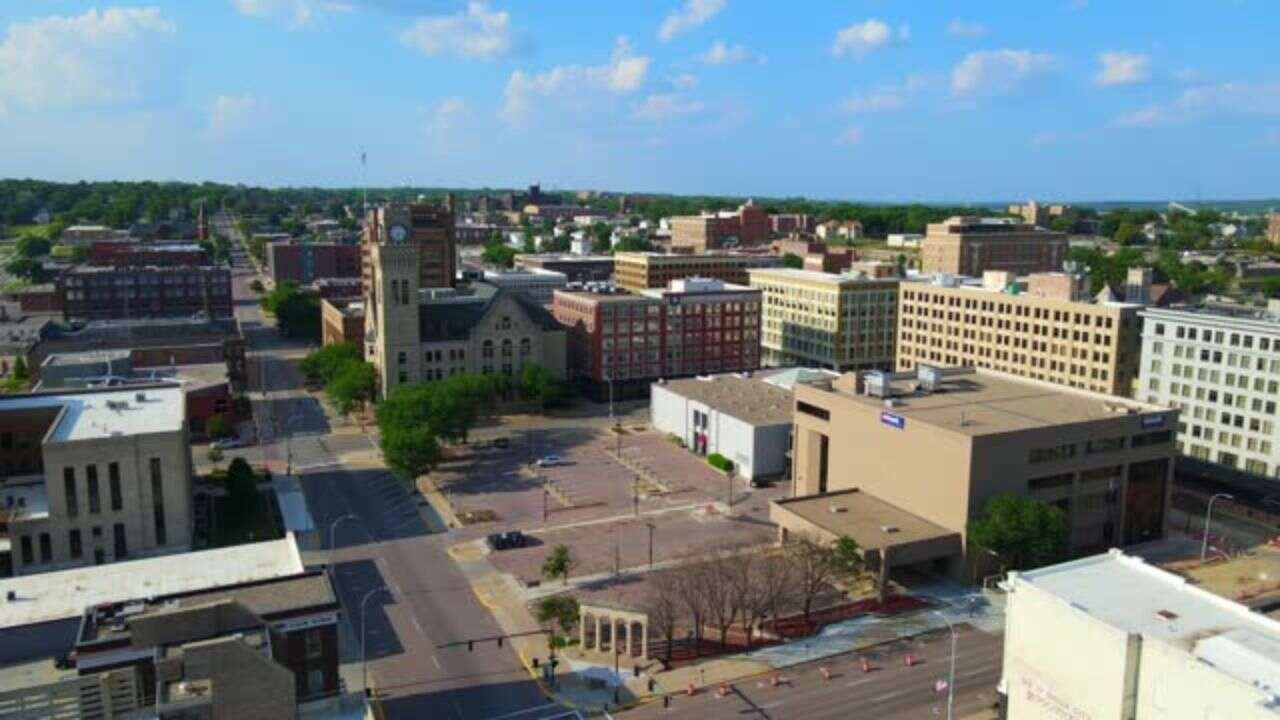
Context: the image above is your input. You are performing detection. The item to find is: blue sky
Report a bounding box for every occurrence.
[0,1,1277,201]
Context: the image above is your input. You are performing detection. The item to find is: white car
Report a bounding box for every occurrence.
[535,454,566,467]
[211,438,245,450]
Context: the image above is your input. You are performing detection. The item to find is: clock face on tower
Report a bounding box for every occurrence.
[389,224,409,243]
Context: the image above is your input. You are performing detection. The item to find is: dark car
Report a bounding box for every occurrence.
[503,530,528,548]
[492,437,510,449]
[486,530,529,551]
[486,533,509,551]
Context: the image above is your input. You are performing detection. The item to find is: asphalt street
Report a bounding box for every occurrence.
[222,229,564,720]
[627,627,1003,720]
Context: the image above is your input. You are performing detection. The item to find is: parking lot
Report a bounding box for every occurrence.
[432,426,788,584]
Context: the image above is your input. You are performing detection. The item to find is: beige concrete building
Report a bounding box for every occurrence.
[1268,211,1280,245]
[0,385,193,577]
[612,252,778,292]
[776,367,1176,579]
[896,271,1143,397]
[920,216,1068,276]
[1000,549,1280,720]
[748,268,898,372]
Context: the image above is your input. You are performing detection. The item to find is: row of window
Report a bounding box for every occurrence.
[1028,431,1171,464]
[19,523,128,567]
[1153,322,1280,351]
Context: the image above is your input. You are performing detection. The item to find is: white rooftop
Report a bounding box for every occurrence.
[1011,549,1280,697]
[0,534,304,629]
[0,386,185,442]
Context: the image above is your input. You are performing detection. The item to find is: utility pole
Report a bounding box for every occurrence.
[633,474,639,516]
[646,522,655,568]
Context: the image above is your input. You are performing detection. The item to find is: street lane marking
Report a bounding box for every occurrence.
[432,654,441,670]
[413,616,424,635]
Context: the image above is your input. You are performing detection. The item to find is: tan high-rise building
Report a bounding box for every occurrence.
[774,367,1176,579]
[748,268,897,372]
[669,200,771,252]
[896,272,1143,397]
[612,252,778,292]
[920,216,1067,277]
[361,203,456,293]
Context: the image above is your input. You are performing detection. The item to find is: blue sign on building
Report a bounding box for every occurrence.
[880,411,905,430]
[1141,414,1166,430]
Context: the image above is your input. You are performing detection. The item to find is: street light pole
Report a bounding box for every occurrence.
[1201,492,1234,561]
[932,611,957,720]
[646,522,655,568]
[361,587,391,694]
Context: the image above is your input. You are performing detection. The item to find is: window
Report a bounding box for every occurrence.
[797,401,830,421]
[69,529,82,559]
[305,628,324,660]
[152,458,167,546]
[1086,437,1126,455]
[38,533,51,563]
[1029,443,1077,464]
[109,469,122,512]
[112,523,127,559]
[87,466,101,514]
[1028,473,1073,492]
[1132,430,1173,448]
[20,535,32,565]
[64,467,78,518]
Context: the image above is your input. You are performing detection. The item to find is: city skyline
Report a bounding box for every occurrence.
[0,1,1276,201]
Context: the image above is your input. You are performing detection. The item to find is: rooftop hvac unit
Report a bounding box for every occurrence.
[828,505,847,514]
[880,525,900,533]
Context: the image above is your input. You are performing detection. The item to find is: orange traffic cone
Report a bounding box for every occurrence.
[717,682,729,698]
[861,657,871,673]
[905,653,915,667]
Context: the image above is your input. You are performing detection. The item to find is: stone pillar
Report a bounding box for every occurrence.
[580,611,587,649]
[641,623,648,659]
[595,616,603,652]
[624,621,632,657]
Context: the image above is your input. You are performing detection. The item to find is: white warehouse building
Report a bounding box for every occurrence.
[649,368,836,482]
[1000,549,1280,719]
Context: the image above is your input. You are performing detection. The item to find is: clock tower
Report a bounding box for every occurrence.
[363,204,426,396]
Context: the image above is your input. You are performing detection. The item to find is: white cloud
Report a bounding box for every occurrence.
[207,93,269,139]
[501,37,650,125]
[950,49,1055,97]
[1095,51,1150,87]
[400,2,512,60]
[658,0,726,42]
[231,0,352,28]
[670,73,699,91]
[698,40,765,65]
[839,75,927,114]
[1115,81,1280,127]
[0,7,176,114]
[834,125,864,146]
[831,19,908,59]
[424,97,467,145]
[634,93,705,120]
[946,19,987,38]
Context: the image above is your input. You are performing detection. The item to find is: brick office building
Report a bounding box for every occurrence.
[612,252,779,292]
[670,200,771,252]
[515,254,616,283]
[267,240,361,284]
[88,242,210,268]
[920,216,1068,277]
[551,278,762,398]
[57,266,233,321]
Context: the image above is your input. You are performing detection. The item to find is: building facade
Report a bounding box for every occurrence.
[514,254,615,283]
[57,266,234,321]
[266,240,361,284]
[1001,550,1280,720]
[920,216,1068,277]
[551,279,762,396]
[0,386,193,577]
[613,252,779,292]
[1138,307,1280,480]
[481,268,568,304]
[669,201,770,252]
[896,272,1142,397]
[320,298,364,348]
[749,268,898,372]
[361,202,456,294]
[88,242,210,268]
[781,367,1176,577]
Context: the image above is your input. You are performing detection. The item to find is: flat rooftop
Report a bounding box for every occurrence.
[0,535,303,630]
[0,385,186,442]
[658,374,794,426]
[823,368,1168,437]
[1011,550,1280,697]
[748,267,899,284]
[775,488,961,555]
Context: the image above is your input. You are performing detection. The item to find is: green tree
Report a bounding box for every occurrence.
[325,360,376,414]
[1113,222,1140,246]
[591,222,612,253]
[612,235,654,253]
[832,535,864,580]
[4,256,42,281]
[206,446,225,468]
[224,457,260,518]
[969,494,1069,572]
[380,425,441,480]
[11,356,28,382]
[535,594,580,639]
[249,279,264,293]
[206,413,231,440]
[14,235,51,258]
[780,252,804,269]
[300,343,363,386]
[262,282,320,340]
[520,362,561,409]
[542,544,573,586]
[1263,276,1280,299]
[482,240,517,268]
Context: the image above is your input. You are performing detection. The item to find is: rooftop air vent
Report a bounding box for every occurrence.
[880,525,900,533]
[828,505,848,514]
[5,590,15,602]
[135,392,146,402]
[1156,609,1178,621]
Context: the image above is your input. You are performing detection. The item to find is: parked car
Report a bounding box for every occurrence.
[492,437,510,449]
[211,437,244,450]
[486,530,529,551]
[535,454,566,467]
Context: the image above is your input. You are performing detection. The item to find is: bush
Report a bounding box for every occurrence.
[205,413,232,440]
[706,453,733,473]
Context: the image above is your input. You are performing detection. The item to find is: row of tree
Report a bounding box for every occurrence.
[261,282,321,340]
[299,344,378,415]
[1068,246,1233,296]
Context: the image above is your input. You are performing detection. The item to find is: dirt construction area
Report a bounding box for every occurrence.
[431,426,788,583]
